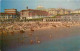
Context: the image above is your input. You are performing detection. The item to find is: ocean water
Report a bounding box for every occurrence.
[7,35,80,51]
[2,26,80,51]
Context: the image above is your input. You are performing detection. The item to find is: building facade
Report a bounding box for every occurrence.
[61,14,80,22]
[43,14,80,22]
[0,13,17,20]
[5,9,17,13]
[46,8,72,16]
[36,5,45,11]
[43,18,63,22]
[0,9,18,21]
[71,9,80,14]
[46,8,57,16]
[20,9,49,20]
[36,6,72,16]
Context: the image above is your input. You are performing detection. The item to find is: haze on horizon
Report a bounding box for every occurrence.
[1,0,80,12]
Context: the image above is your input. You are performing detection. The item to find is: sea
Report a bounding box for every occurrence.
[2,26,80,51]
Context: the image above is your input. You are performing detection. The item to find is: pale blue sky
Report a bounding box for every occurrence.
[1,0,80,12]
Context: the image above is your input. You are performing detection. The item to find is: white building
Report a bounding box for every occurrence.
[71,9,80,13]
[61,14,80,21]
[43,14,80,22]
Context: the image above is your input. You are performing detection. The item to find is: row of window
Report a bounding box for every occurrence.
[0,17,13,18]
[46,19,71,21]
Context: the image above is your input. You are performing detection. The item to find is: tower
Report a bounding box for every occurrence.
[26,6,28,9]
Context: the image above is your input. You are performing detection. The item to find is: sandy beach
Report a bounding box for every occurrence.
[1,22,80,51]
[0,22,80,34]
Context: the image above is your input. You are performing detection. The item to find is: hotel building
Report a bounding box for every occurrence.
[20,9,49,20]
[36,6,72,16]
[0,9,19,21]
[45,8,72,16]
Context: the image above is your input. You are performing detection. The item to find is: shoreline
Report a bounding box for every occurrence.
[0,22,80,35]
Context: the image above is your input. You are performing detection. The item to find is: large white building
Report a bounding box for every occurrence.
[36,5,45,10]
[43,14,80,22]
[61,14,80,21]
[20,9,49,20]
[71,9,80,13]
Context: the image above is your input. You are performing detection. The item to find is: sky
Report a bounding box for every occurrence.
[0,0,80,12]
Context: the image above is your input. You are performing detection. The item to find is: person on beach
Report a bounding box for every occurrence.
[30,40,34,44]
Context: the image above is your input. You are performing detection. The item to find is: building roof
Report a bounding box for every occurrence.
[5,9,17,10]
[20,9,47,12]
